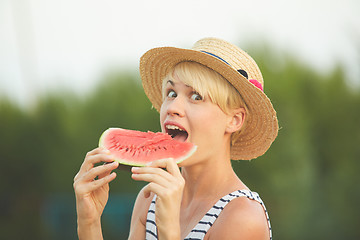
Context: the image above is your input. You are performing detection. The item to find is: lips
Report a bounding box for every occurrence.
[164,122,189,142]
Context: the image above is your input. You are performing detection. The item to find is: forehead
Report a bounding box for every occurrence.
[164,66,205,91]
[162,62,218,98]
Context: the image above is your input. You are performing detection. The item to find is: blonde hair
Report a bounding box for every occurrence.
[162,61,248,145]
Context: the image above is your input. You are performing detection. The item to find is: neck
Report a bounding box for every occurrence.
[180,150,246,205]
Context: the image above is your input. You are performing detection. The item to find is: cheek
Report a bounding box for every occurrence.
[192,107,228,135]
[159,102,166,131]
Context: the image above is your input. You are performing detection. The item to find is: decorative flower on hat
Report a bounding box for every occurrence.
[249,79,263,91]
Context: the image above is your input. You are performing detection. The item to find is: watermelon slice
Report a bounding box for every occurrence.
[99,128,197,167]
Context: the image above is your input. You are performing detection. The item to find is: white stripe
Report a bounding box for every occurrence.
[145,195,158,240]
[145,190,272,240]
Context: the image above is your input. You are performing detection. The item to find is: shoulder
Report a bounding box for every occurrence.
[128,186,155,239]
[206,195,270,240]
[132,186,155,224]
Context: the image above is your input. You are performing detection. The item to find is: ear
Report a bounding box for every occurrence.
[225,108,246,134]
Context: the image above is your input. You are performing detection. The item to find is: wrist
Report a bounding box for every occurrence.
[77,218,103,240]
[157,224,180,240]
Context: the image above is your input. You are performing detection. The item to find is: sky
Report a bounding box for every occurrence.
[0,0,359,106]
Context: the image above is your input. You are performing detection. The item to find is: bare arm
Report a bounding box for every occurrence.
[206,197,270,240]
[73,148,119,240]
[128,187,154,240]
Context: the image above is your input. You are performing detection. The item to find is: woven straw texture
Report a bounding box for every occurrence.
[140,37,278,160]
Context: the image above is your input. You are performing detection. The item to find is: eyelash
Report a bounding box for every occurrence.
[166,89,177,98]
[190,91,203,101]
[165,89,203,101]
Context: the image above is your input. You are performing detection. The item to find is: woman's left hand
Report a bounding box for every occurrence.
[131,158,184,240]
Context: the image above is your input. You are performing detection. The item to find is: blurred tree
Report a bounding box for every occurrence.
[234,47,360,239]
[0,52,359,239]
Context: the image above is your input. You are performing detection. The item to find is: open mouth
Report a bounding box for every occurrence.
[165,124,188,142]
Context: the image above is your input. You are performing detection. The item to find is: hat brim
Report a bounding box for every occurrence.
[140,47,278,160]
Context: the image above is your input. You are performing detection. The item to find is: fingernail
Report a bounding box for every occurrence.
[131,167,140,172]
[111,161,118,166]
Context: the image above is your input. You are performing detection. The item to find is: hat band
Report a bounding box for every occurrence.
[200,51,230,66]
[200,50,264,92]
[200,50,249,78]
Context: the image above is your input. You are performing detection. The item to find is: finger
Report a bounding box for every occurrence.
[75,148,104,181]
[85,147,109,159]
[131,166,174,183]
[131,172,173,189]
[82,161,119,182]
[142,182,165,199]
[147,158,181,177]
[98,162,117,179]
[83,172,117,194]
[87,147,105,156]
[79,151,114,175]
[77,154,113,180]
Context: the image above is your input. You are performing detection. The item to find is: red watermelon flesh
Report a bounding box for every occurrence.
[99,128,197,167]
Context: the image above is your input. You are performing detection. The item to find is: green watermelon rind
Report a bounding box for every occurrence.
[98,128,197,167]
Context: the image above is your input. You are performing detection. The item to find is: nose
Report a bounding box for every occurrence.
[165,95,185,117]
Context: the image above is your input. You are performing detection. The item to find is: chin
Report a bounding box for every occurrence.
[178,149,206,168]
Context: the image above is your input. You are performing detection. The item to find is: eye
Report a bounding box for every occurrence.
[190,92,203,101]
[167,90,177,98]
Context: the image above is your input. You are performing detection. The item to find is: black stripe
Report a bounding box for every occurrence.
[212,205,224,210]
[151,200,156,204]
[249,191,255,200]
[184,238,202,240]
[198,221,213,226]
[146,229,157,238]
[191,229,207,234]
[237,190,246,196]
[146,219,156,226]
[219,198,231,203]
[205,213,219,218]
[229,193,241,197]
[148,209,155,214]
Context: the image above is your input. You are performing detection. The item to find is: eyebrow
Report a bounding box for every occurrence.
[166,80,192,88]
[166,80,175,86]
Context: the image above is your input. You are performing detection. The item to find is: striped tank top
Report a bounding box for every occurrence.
[145,189,272,240]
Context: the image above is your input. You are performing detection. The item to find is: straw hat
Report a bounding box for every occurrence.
[140,37,278,160]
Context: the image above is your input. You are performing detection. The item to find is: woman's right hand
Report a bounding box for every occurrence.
[73,148,119,239]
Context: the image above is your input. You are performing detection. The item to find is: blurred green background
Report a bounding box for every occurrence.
[1,46,359,239]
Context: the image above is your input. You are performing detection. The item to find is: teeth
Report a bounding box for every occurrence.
[166,125,184,131]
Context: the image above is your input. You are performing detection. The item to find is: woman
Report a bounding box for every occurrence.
[74,37,278,240]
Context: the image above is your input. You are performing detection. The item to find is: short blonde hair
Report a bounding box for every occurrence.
[162,61,248,145]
